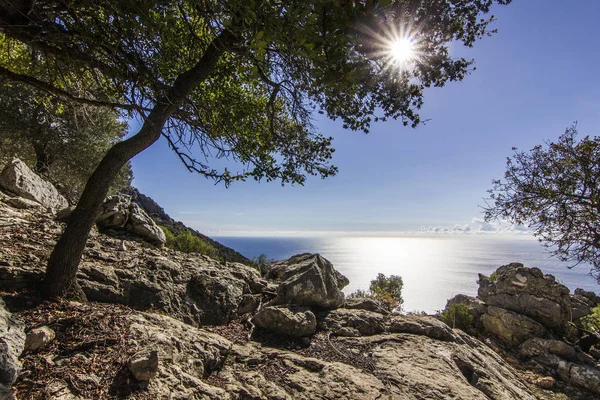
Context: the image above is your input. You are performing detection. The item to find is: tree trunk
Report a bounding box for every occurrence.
[33,143,52,176]
[42,31,234,299]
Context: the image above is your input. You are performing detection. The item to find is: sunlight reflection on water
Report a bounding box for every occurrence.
[215,235,600,313]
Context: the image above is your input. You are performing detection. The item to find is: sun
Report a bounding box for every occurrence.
[389,37,415,64]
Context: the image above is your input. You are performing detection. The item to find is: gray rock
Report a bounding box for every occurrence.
[575,288,600,306]
[128,349,159,381]
[571,293,593,322]
[268,254,349,309]
[0,298,25,388]
[253,305,317,338]
[318,308,386,336]
[186,271,247,325]
[389,315,456,341]
[482,306,546,346]
[478,263,571,332]
[5,196,43,210]
[519,338,577,361]
[0,158,68,211]
[344,297,389,314]
[24,326,56,352]
[96,194,166,245]
[557,359,600,395]
[128,203,166,245]
[445,294,488,324]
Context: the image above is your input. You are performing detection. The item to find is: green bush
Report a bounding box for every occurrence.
[440,303,473,330]
[581,305,600,333]
[159,225,176,246]
[348,273,404,311]
[159,226,218,258]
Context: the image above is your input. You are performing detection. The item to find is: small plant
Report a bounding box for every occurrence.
[159,225,176,246]
[489,271,499,282]
[159,226,218,258]
[348,273,404,311]
[440,303,473,330]
[581,305,600,334]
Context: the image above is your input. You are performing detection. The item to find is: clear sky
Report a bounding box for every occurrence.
[130,0,600,236]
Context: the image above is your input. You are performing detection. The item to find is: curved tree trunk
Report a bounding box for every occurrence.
[42,31,233,299]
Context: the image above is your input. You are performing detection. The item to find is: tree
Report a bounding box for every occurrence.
[0,0,511,298]
[484,126,600,275]
[0,82,133,201]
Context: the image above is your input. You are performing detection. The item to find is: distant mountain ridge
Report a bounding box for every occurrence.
[120,187,249,264]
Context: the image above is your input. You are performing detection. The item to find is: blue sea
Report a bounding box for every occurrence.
[214,235,600,313]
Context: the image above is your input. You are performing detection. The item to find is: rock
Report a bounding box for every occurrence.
[571,293,594,322]
[478,263,571,332]
[128,349,159,381]
[557,359,600,395]
[388,315,456,341]
[186,271,248,325]
[253,305,317,338]
[532,375,556,389]
[128,203,166,245]
[0,298,25,388]
[344,297,389,314]
[96,194,166,245]
[24,326,56,351]
[237,294,261,315]
[5,196,43,210]
[0,158,68,211]
[482,306,546,346]
[268,253,349,309]
[575,288,600,306]
[519,338,577,361]
[317,308,386,336]
[445,294,487,325]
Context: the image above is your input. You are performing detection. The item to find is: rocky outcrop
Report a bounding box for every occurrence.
[444,263,600,396]
[344,297,390,314]
[482,306,546,347]
[0,202,267,326]
[120,187,249,263]
[253,305,317,338]
[0,298,25,397]
[12,301,538,400]
[266,253,349,309]
[0,158,68,211]
[96,194,166,245]
[571,288,600,324]
[478,263,571,332]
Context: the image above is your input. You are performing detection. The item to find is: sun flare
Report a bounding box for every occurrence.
[389,37,415,64]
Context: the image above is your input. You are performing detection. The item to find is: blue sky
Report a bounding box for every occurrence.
[131,0,600,236]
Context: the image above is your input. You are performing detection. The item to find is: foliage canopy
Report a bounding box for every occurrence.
[0,83,132,200]
[1,0,510,185]
[485,126,600,274]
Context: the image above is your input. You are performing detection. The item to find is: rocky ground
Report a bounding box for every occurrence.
[1,159,599,399]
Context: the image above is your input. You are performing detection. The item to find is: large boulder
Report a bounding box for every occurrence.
[253,305,317,338]
[96,194,166,245]
[266,253,349,309]
[0,298,25,394]
[482,306,546,347]
[0,158,68,211]
[317,308,387,336]
[478,263,571,332]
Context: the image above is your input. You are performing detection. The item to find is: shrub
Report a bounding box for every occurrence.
[159,226,218,258]
[581,305,600,334]
[159,225,176,246]
[348,273,404,311]
[440,303,473,330]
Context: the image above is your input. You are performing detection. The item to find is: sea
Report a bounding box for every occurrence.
[214,234,600,314]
